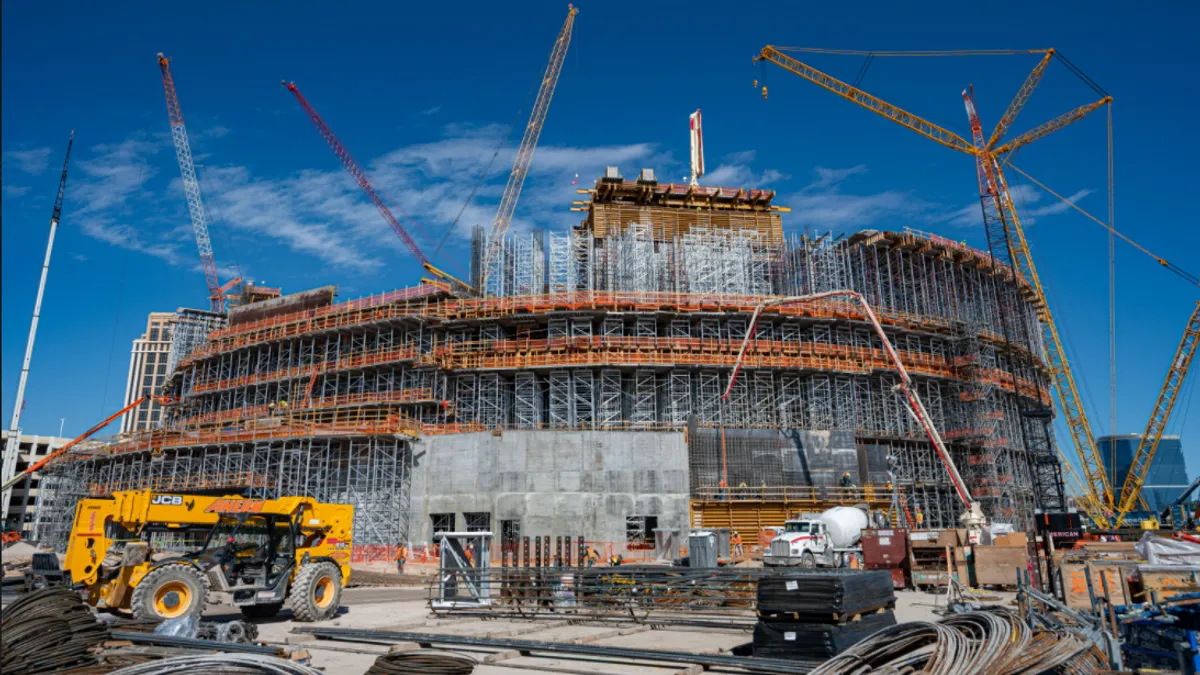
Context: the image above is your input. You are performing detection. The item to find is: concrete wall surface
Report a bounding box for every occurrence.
[409,430,690,546]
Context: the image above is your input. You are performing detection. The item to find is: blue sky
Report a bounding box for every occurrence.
[3,2,1197,478]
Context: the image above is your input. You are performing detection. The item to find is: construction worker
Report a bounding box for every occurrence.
[584,545,598,567]
[731,531,744,559]
[279,399,289,413]
[840,472,854,489]
[609,553,623,566]
[915,506,925,529]
[268,401,277,416]
[395,543,407,574]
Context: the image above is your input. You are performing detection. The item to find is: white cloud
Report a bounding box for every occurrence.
[787,164,933,230]
[417,106,442,117]
[940,183,1093,228]
[2,185,31,197]
[72,253,88,261]
[811,165,868,191]
[79,218,183,264]
[722,149,757,164]
[73,136,161,216]
[702,163,788,188]
[198,165,383,272]
[1027,188,1093,217]
[4,147,52,175]
[54,123,705,277]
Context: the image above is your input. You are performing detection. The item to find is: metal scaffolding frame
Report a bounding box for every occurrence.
[34,436,413,556]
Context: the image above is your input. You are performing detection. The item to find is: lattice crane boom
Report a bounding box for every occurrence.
[479,5,577,294]
[994,96,1111,157]
[754,47,976,155]
[1113,302,1200,526]
[157,53,230,313]
[757,47,1118,520]
[987,49,1055,150]
[282,81,429,268]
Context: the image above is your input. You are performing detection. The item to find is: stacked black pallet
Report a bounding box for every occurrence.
[753,570,897,660]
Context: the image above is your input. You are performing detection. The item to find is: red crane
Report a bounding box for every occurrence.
[282,81,428,267]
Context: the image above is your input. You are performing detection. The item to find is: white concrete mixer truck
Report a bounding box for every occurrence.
[763,506,868,568]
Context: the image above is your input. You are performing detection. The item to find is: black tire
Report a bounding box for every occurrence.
[240,603,283,620]
[130,564,208,621]
[288,562,342,622]
[800,551,816,569]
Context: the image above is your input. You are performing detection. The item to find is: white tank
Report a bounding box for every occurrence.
[818,506,868,548]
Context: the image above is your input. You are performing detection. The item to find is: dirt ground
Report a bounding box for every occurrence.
[201,576,1006,675]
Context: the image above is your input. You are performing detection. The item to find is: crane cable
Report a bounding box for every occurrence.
[430,85,536,262]
[774,47,1049,57]
[1007,163,1199,288]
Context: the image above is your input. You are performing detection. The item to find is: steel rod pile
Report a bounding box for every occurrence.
[809,609,1107,675]
[430,565,889,624]
[1,586,111,675]
[295,626,822,674]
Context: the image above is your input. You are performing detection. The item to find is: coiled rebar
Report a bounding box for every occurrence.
[809,609,1107,675]
[106,654,323,675]
[366,651,476,675]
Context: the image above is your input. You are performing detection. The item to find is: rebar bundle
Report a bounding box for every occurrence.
[809,609,1107,675]
[1,587,111,675]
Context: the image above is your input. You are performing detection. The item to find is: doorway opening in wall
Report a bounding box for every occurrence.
[626,515,657,550]
[465,512,491,533]
[500,519,520,554]
[431,513,454,542]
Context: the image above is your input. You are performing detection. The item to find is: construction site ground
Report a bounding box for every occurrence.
[199,576,1011,675]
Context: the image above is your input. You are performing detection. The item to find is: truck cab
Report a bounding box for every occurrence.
[763,506,869,568]
[765,519,828,567]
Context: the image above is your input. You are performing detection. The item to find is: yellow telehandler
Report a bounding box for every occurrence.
[63,490,352,622]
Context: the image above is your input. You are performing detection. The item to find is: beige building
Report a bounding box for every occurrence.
[0,431,68,534]
[120,312,176,434]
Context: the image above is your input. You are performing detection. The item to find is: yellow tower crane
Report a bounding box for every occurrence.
[753,46,1117,523]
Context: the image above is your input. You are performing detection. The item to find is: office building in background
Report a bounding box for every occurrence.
[120,312,175,434]
[1099,434,1190,513]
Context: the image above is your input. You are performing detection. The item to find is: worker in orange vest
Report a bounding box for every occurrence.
[395,543,407,574]
[731,531,744,559]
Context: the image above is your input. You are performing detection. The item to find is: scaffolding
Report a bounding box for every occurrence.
[168,308,226,375]
[43,209,1059,541]
[33,434,413,557]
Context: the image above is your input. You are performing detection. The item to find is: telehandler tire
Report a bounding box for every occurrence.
[130,564,208,621]
[288,561,342,622]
